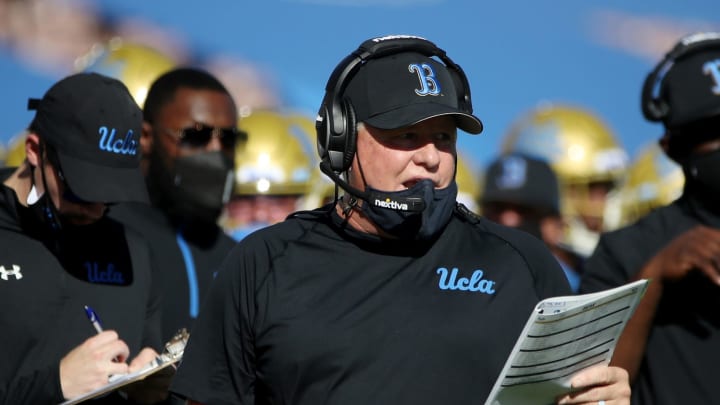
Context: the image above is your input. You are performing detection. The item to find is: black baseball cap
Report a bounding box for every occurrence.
[344,51,483,134]
[28,72,148,204]
[481,154,560,215]
[643,32,720,129]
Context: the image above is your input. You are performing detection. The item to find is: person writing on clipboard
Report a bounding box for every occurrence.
[0,73,167,403]
[169,35,631,405]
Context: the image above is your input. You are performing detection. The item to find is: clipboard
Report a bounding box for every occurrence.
[484,279,649,405]
[59,329,189,405]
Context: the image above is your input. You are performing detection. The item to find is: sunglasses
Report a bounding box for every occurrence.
[160,123,247,149]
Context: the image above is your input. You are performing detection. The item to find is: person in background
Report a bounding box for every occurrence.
[500,103,629,259]
[221,110,315,240]
[0,73,165,404]
[169,35,630,405]
[580,31,720,404]
[481,153,581,292]
[109,67,241,341]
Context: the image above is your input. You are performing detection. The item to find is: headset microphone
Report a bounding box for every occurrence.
[319,161,425,213]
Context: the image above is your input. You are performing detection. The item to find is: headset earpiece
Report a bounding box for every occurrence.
[315,101,331,164]
[641,65,670,122]
[317,95,356,172]
[340,98,357,171]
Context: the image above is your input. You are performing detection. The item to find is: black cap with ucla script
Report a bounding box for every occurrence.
[27,72,148,204]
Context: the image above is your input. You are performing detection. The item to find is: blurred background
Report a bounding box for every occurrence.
[1,0,718,174]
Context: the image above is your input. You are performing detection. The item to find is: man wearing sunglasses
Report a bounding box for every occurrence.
[0,73,166,403]
[110,67,242,342]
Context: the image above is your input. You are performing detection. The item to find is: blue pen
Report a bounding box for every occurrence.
[84,305,104,334]
[85,305,123,363]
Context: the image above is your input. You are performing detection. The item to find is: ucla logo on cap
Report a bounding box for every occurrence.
[703,59,720,95]
[496,156,528,190]
[409,63,441,96]
[98,126,138,155]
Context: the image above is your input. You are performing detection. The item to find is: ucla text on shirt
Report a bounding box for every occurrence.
[436,267,496,294]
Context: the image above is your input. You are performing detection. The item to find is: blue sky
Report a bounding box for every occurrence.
[1,0,718,173]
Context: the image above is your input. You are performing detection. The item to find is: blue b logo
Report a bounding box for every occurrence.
[409,63,440,96]
[496,156,528,190]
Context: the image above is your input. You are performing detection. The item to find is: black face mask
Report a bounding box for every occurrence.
[147,149,234,224]
[684,148,720,208]
[360,179,458,240]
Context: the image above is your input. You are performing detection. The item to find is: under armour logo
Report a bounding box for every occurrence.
[703,59,720,95]
[0,265,23,281]
[409,63,440,96]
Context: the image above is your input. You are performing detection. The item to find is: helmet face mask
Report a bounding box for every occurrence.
[563,180,616,230]
[501,104,629,257]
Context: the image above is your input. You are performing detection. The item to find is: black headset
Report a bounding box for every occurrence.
[641,32,720,123]
[316,36,474,172]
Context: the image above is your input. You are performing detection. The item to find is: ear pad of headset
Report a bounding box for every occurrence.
[641,71,670,122]
[318,100,348,172]
[316,104,331,162]
[341,97,357,172]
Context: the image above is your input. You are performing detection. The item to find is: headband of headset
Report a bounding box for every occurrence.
[641,32,720,122]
